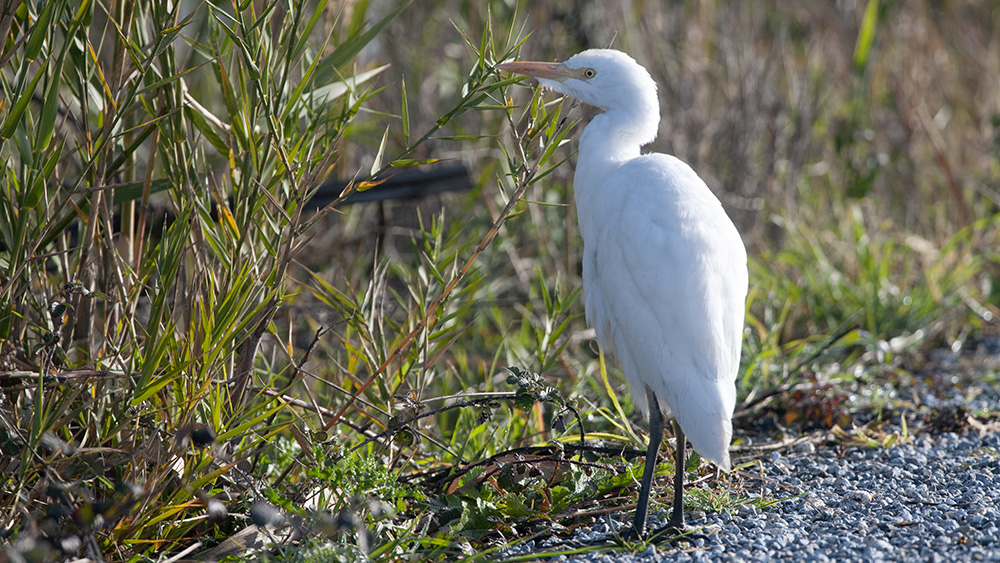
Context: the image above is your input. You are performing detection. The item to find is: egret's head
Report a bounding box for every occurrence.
[497,49,659,144]
[499,49,657,109]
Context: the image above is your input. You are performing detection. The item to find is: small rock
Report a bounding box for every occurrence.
[845,490,874,503]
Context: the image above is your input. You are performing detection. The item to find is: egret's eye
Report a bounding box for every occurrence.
[583,68,596,78]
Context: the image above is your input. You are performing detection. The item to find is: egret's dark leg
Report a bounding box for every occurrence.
[669,419,687,529]
[633,386,663,537]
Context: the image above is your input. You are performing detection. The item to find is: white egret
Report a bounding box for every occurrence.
[497,49,748,537]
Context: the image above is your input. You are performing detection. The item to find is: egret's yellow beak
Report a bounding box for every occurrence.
[496,61,574,82]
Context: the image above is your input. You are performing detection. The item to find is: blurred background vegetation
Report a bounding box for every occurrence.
[1,0,998,560]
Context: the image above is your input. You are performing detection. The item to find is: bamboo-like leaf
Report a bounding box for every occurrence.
[218,203,240,241]
[132,366,185,405]
[105,4,144,70]
[290,0,331,59]
[854,0,881,74]
[0,64,45,140]
[370,126,389,176]
[184,106,229,155]
[216,403,287,444]
[24,0,57,61]
[35,70,61,151]
[477,6,491,72]
[208,3,263,83]
[138,61,205,95]
[22,176,44,211]
[109,178,172,205]
[312,1,410,85]
[348,0,372,36]
[391,158,441,167]
[206,2,241,41]
[214,60,246,147]
[71,0,93,27]
[134,335,181,405]
[300,64,389,110]
[240,47,262,81]
[84,37,116,111]
[106,118,162,174]
[246,0,279,35]
[356,178,385,191]
[401,76,410,145]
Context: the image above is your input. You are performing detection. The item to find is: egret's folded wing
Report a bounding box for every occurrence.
[586,154,747,469]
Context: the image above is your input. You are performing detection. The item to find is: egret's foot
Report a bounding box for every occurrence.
[614,524,645,543]
[646,521,710,544]
[614,521,709,545]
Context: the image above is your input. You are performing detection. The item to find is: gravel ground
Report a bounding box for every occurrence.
[499,340,1000,562]
[504,430,1000,562]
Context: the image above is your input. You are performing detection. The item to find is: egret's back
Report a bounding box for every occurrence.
[577,153,747,470]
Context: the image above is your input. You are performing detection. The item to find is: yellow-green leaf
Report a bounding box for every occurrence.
[391,159,441,168]
[0,65,45,140]
[25,0,56,61]
[35,71,61,151]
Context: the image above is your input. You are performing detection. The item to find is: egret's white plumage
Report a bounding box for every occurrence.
[498,49,748,535]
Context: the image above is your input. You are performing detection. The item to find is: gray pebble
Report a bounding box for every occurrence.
[502,427,1000,563]
[845,490,874,502]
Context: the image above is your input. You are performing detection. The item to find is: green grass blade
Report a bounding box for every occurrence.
[0,64,45,140]
[312,1,411,84]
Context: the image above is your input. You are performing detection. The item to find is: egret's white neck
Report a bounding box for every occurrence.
[577,103,660,169]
